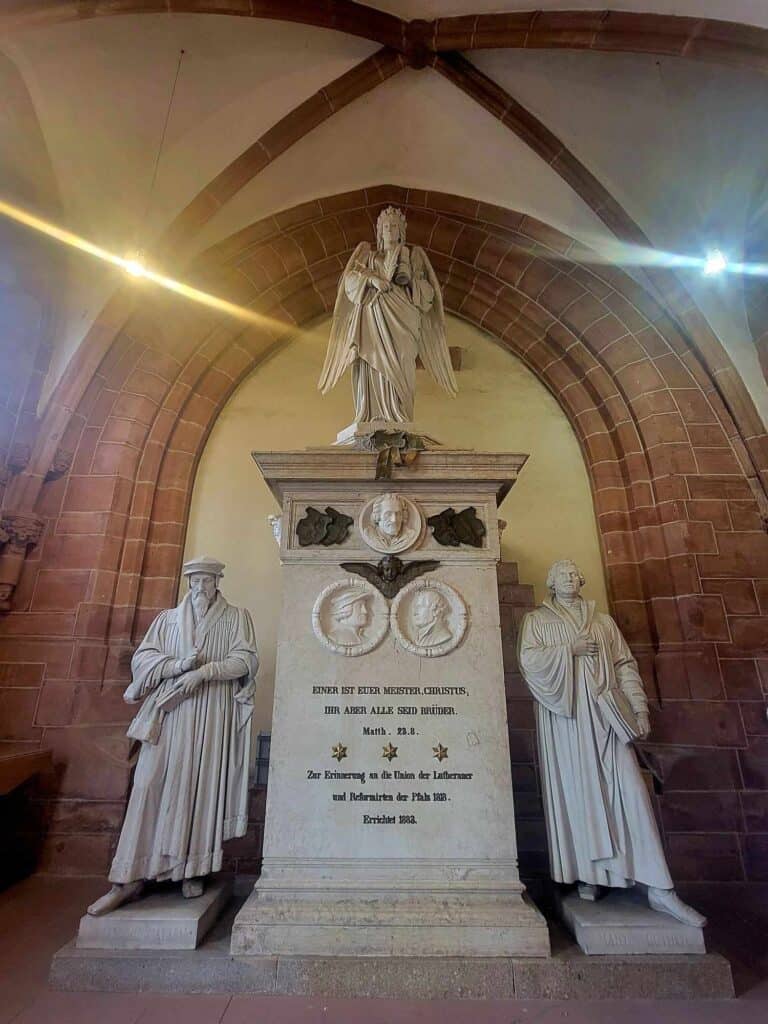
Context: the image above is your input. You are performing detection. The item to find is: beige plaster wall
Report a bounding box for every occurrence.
[184,314,608,734]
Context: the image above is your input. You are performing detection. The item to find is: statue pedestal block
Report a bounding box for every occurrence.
[232,448,549,957]
[334,420,440,447]
[76,878,232,951]
[335,419,414,445]
[559,888,706,956]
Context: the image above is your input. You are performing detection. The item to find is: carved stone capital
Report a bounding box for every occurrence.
[47,447,74,480]
[1,513,44,549]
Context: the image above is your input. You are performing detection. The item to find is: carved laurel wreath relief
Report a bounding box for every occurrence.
[312,576,468,659]
[312,578,390,657]
[309,494,473,657]
[391,579,468,658]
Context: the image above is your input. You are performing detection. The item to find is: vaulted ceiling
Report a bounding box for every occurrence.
[2,1,768,422]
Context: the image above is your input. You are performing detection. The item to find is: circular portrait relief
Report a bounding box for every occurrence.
[312,578,389,657]
[358,492,424,555]
[391,579,468,658]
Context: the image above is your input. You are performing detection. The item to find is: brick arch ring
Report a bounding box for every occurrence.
[27,188,768,709]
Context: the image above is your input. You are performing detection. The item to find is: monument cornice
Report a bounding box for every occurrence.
[252,449,528,506]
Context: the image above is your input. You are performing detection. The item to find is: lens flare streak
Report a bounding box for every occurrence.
[4,196,768,329]
[0,197,286,329]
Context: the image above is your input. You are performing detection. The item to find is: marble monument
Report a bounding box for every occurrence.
[231,205,547,957]
[231,449,549,957]
[518,559,706,939]
[84,556,259,934]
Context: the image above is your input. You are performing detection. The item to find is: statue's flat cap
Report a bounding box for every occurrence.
[182,556,225,578]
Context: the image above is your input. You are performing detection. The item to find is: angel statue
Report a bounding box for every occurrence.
[318,206,457,424]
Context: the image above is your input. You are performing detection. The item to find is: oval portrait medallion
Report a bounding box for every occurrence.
[312,578,389,657]
[358,491,424,555]
[390,578,468,658]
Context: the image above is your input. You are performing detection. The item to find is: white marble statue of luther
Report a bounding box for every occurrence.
[87,556,259,916]
[518,559,705,928]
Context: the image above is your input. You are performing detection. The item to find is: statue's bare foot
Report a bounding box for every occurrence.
[577,882,600,901]
[648,887,707,927]
[86,881,144,917]
[182,877,205,899]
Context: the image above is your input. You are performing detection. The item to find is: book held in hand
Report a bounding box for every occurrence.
[156,684,186,712]
[597,687,641,744]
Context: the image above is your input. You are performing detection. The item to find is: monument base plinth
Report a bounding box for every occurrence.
[50,929,733,999]
[230,885,549,957]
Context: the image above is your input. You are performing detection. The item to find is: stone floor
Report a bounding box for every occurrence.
[1,875,767,1022]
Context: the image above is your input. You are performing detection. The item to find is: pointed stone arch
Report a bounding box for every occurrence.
[28,188,763,675]
[5,187,766,878]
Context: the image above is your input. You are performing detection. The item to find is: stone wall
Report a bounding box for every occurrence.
[0,188,766,885]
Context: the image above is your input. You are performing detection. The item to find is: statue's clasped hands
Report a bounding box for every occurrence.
[353,260,392,292]
[178,650,202,673]
[171,649,206,698]
[177,667,207,696]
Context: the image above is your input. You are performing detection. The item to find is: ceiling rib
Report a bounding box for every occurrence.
[432,10,768,72]
[432,52,768,485]
[434,51,650,247]
[1,0,406,50]
[3,4,768,76]
[157,47,406,261]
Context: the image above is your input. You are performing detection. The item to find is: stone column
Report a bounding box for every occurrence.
[231,448,549,957]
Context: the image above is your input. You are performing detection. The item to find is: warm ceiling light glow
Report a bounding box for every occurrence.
[123,256,147,278]
[0,197,289,333]
[703,249,727,276]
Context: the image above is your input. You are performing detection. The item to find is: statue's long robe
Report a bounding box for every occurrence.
[518,597,672,889]
[318,241,457,422]
[345,245,433,421]
[109,592,258,883]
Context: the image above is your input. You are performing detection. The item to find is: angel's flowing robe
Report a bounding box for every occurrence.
[319,242,457,422]
[518,597,672,890]
[349,245,425,420]
[108,592,258,884]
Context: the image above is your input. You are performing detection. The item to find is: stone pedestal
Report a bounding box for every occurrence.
[76,879,232,951]
[559,888,706,955]
[231,448,549,957]
[334,419,439,447]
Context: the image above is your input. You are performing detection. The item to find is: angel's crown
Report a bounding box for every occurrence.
[376,206,407,244]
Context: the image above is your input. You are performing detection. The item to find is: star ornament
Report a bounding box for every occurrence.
[331,743,348,762]
[433,743,448,762]
[382,742,398,762]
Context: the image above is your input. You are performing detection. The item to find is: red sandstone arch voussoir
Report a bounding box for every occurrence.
[12,189,764,735]
[5,189,767,883]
